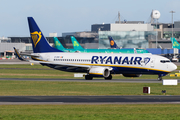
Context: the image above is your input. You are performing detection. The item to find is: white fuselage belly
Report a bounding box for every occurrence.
[36,52,177,74]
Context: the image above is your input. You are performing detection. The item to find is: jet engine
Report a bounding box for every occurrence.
[122,74,142,77]
[89,67,110,78]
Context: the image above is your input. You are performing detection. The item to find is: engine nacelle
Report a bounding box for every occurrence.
[122,74,142,77]
[89,67,110,77]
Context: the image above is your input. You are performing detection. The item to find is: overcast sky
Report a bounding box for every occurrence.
[0,0,180,37]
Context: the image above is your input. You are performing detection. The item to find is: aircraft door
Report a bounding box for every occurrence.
[46,54,50,61]
[150,59,155,68]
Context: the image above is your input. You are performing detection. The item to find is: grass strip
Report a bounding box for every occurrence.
[0,81,180,95]
[0,104,180,120]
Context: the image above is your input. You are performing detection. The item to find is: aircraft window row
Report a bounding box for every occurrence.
[160,60,171,63]
[54,59,91,62]
[54,59,148,63]
[92,60,146,63]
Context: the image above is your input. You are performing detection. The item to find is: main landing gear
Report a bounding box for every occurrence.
[104,75,112,80]
[85,75,93,80]
[85,74,113,80]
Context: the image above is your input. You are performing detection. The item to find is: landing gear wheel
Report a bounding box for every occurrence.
[85,75,93,80]
[104,75,112,80]
[158,77,163,81]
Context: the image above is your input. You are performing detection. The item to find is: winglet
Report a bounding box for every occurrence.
[27,17,63,53]
[70,36,84,50]
[108,36,120,49]
[13,47,25,61]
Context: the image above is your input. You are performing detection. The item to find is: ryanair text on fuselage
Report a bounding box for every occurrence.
[91,56,150,65]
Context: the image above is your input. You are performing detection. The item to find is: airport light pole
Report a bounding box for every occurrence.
[152,10,160,48]
[170,11,175,60]
[170,11,175,39]
[156,18,158,48]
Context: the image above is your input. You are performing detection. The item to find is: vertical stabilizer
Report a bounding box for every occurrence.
[108,36,120,49]
[171,37,180,49]
[53,37,66,50]
[70,36,84,50]
[27,17,62,53]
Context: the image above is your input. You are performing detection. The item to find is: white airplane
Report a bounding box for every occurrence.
[24,17,177,80]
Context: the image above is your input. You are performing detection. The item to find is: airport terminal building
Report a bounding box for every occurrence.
[1,12,180,59]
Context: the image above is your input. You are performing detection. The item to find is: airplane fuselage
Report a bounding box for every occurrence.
[35,52,176,75]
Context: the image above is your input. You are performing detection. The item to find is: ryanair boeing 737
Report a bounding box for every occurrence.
[24,17,177,80]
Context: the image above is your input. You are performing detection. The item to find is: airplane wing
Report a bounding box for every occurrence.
[30,60,91,70]
[19,53,39,57]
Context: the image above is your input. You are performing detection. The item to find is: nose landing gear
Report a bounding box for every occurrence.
[158,73,167,81]
[158,77,163,81]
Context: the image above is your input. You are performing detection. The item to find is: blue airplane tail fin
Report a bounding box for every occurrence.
[70,36,84,50]
[108,36,120,49]
[28,17,63,53]
[171,37,180,49]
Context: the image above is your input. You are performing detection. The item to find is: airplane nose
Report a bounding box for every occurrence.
[171,63,177,71]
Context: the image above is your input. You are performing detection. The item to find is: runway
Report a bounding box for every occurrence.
[0,78,179,83]
[0,96,180,105]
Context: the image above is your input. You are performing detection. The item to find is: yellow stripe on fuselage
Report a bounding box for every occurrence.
[71,63,170,73]
[31,57,46,62]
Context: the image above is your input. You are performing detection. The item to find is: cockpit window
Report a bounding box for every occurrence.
[160,60,170,63]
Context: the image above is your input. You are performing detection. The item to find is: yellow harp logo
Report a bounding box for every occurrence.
[31,31,42,47]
